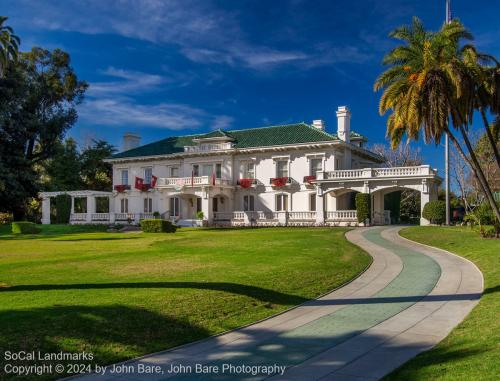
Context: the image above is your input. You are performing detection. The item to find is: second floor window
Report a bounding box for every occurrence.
[310,158,322,176]
[144,167,153,184]
[276,160,288,178]
[202,164,213,177]
[216,163,222,178]
[243,162,255,178]
[121,169,128,185]
[243,195,255,211]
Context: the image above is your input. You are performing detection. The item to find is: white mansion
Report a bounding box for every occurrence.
[40,106,440,226]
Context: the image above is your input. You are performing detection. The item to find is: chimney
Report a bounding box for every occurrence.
[312,119,326,131]
[336,106,351,143]
[123,133,141,151]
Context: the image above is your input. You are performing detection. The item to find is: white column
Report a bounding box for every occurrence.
[372,192,384,225]
[109,196,115,223]
[41,197,51,225]
[420,180,436,226]
[202,195,213,224]
[86,196,95,223]
[70,196,75,214]
[315,187,325,225]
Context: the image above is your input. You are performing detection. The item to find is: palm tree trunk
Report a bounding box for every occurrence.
[479,107,500,169]
[452,125,500,223]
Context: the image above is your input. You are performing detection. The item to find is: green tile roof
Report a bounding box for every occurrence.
[110,122,362,160]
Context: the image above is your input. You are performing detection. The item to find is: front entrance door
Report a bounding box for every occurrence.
[213,197,218,212]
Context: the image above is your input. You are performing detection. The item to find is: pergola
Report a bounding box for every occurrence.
[39,190,113,225]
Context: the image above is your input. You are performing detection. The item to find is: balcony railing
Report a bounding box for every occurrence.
[114,184,131,192]
[323,165,436,180]
[91,213,110,221]
[184,142,234,152]
[157,176,232,188]
[269,177,292,187]
[326,210,358,221]
[288,211,316,220]
[237,178,257,188]
[70,213,87,221]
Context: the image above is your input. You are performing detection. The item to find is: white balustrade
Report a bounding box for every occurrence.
[323,165,434,180]
[70,213,87,221]
[184,142,234,152]
[326,210,358,221]
[288,211,316,220]
[91,213,110,221]
[114,213,137,221]
[157,176,232,188]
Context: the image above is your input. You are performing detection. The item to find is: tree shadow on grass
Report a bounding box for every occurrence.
[0,282,308,306]
[0,305,211,381]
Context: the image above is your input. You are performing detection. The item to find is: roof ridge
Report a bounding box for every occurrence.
[302,123,338,139]
[227,122,310,133]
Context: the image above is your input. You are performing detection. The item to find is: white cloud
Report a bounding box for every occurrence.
[78,98,206,130]
[210,115,234,130]
[8,0,370,70]
[87,67,167,96]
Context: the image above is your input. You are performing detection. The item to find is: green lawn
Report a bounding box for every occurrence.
[385,226,499,381]
[0,225,370,380]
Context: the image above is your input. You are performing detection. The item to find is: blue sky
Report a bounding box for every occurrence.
[3,0,500,174]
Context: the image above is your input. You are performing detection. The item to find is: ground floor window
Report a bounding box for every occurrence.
[170,197,180,216]
[243,195,255,211]
[144,198,153,213]
[309,193,316,211]
[276,194,289,211]
[120,198,128,213]
[196,197,202,213]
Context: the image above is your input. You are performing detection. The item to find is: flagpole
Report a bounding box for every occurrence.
[445,0,451,225]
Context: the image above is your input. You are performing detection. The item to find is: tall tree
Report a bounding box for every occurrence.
[43,138,83,191]
[374,17,500,223]
[0,16,19,77]
[80,140,116,191]
[0,47,87,218]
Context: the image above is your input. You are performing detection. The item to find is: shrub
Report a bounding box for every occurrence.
[153,211,160,218]
[12,221,41,234]
[140,219,177,233]
[0,213,13,225]
[355,193,371,223]
[422,200,446,225]
[55,194,71,224]
[196,211,204,220]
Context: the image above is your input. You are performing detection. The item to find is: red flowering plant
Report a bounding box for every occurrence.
[270,177,290,187]
[114,184,131,192]
[303,175,316,184]
[237,178,257,188]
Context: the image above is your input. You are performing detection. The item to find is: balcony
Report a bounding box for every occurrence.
[113,184,131,192]
[237,178,258,188]
[322,165,437,180]
[156,176,232,189]
[269,177,292,187]
[184,142,234,152]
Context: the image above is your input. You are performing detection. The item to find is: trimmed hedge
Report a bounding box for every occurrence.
[140,219,177,233]
[55,194,72,224]
[355,193,371,223]
[422,200,446,225]
[12,221,41,234]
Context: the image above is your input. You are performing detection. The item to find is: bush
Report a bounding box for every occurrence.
[479,225,497,238]
[12,221,41,234]
[355,193,371,223]
[55,194,71,224]
[0,213,13,225]
[195,211,204,220]
[140,219,177,233]
[422,200,446,225]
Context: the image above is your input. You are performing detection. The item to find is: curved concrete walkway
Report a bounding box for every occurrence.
[69,226,483,381]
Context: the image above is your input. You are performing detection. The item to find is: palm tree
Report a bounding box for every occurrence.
[0,16,20,77]
[374,17,500,223]
[460,46,500,169]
